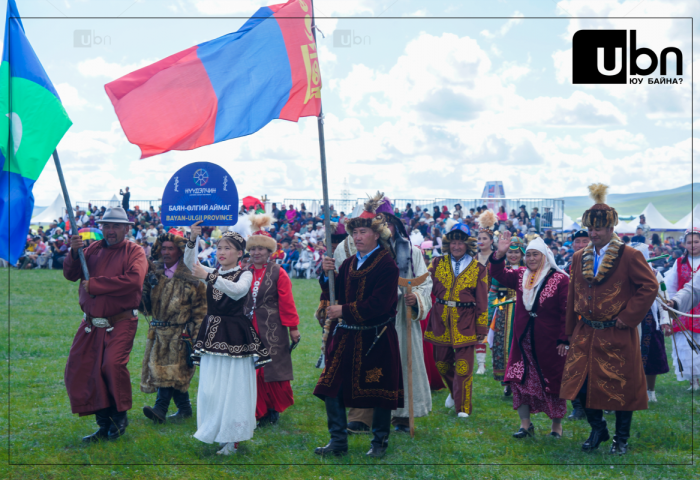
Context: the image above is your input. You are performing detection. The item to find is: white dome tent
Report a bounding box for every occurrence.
[615,220,638,235]
[31,194,67,226]
[674,204,700,231]
[627,203,681,231]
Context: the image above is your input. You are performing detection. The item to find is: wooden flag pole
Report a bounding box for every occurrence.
[52,150,90,281]
[310,0,335,307]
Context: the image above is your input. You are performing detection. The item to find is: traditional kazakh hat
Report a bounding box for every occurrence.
[246,213,275,252]
[582,183,618,228]
[346,191,391,240]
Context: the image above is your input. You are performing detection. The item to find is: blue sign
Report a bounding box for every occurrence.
[161,162,239,227]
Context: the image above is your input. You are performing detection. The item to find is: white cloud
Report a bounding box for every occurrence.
[480,12,524,39]
[582,129,647,151]
[404,10,427,17]
[77,57,156,80]
[55,83,103,110]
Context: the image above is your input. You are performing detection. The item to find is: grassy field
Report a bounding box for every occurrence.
[1,269,698,479]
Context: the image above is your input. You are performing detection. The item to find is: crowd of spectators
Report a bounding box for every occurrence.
[14,198,689,279]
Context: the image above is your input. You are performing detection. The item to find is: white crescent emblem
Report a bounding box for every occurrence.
[5,112,22,156]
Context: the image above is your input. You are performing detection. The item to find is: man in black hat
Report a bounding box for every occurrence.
[453,203,464,220]
[63,206,148,442]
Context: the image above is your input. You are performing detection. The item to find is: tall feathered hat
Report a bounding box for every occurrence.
[477,210,498,237]
[346,191,392,242]
[246,213,276,252]
[582,183,618,228]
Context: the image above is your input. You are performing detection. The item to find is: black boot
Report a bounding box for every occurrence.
[581,408,610,452]
[168,389,193,421]
[82,408,111,443]
[143,387,174,424]
[314,395,348,457]
[610,411,633,455]
[567,398,586,420]
[268,409,280,425]
[367,407,391,457]
[107,408,129,440]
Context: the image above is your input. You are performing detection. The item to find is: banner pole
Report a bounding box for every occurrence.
[52,150,90,281]
[310,1,335,306]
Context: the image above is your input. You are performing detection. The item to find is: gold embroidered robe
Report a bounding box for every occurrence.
[424,255,489,348]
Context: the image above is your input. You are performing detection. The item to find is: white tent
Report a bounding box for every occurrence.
[615,220,638,235]
[32,194,67,226]
[674,204,700,231]
[627,203,681,231]
[108,194,120,207]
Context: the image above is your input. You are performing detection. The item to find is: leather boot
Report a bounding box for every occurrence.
[314,395,348,457]
[610,411,633,455]
[367,407,391,457]
[143,387,174,424]
[107,408,129,440]
[581,408,610,452]
[567,398,586,421]
[82,408,111,443]
[169,389,193,421]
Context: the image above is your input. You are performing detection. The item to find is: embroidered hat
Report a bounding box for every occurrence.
[221,230,246,251]
[509,236,526,255]
[582,183,618,228]
[685,227,700,237]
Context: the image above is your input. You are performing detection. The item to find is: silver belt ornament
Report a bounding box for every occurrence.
[84,309,138,333]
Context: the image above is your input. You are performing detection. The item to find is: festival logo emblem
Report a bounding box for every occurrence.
[193,168,209,186]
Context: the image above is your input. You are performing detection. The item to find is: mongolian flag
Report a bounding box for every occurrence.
[0,0,73,263]
[105,0,322,159]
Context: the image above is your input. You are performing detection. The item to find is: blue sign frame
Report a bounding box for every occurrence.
[161,162,239,227]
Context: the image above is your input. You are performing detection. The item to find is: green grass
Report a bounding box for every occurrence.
[1,270,698,479]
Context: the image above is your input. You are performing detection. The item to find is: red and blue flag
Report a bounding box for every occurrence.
[105,0,321,159]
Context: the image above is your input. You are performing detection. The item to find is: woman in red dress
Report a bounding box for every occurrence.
[244,214,300,426]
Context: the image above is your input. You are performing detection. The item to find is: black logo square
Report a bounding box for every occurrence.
[572,30,627,84]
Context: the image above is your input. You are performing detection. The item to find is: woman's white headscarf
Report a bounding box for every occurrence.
[521,237,568,311]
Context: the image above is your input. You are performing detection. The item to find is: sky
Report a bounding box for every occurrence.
[4,0,697,207]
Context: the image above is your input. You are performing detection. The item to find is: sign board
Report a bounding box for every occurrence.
[161,162,238,227]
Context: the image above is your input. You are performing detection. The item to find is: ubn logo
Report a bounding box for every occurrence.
[572,30,682,84]
[333,30,371,48]
[73,30,111,48]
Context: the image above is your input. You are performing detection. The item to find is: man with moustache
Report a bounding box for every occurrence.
[63,207,148,442]
[139,232,207,424]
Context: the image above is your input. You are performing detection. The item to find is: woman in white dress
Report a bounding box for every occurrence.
[185,221,271,455]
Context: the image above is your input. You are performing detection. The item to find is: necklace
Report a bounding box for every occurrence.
[248,265,267,319]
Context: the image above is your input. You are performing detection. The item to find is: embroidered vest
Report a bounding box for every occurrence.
[206,269,245,318]
[676,256,700,333]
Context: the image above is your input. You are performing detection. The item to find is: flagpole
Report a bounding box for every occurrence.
[310,1,335,307]
[52,150,90,281]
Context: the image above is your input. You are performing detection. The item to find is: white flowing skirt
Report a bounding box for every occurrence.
[194,354,257,444]
[672,331,700,381]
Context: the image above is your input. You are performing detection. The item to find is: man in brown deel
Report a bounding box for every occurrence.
[559,184,657,455]
[63,206,148,442]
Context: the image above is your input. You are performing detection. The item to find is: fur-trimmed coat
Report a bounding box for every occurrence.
[139,260,207,393]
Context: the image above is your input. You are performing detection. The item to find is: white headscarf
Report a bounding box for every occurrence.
[521,237,568,311]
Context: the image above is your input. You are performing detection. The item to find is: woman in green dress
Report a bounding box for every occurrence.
[489,237,525,395]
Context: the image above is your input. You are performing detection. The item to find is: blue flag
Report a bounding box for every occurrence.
[0,0,72,263]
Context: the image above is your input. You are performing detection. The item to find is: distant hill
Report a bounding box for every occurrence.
[562,183,699,223]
